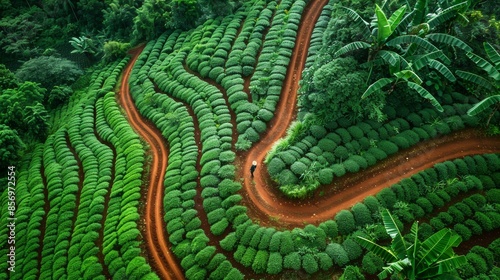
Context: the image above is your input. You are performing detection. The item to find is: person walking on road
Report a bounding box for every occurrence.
[250,160,257,177]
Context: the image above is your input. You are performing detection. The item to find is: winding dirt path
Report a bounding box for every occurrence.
[237,0,500,228]
[118,48,184,280]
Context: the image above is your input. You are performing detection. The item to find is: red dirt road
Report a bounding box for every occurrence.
[119,47,184,280]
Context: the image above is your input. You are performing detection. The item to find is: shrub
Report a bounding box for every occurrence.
[342,238,362,261]
[471,246,495,270]
[467,252,489,275]
[310,125,327,138]
[454,223,472,241]
[474,212,493,231]
[319,220,338,239]
[350,155,368,169]
[301,254,318,274]
[283,252,301,270]
[266,252,283,274]
[209,260,232,280]
[486,189,500,203]
[343,159,360,173]
[267,158,286,177]
[268,232,282,252]
[290,161,307,176]
[436,190,451,203]
[220,233,237,251]
[418,223,434,240]
[437,212,454,225]
[390,136,410,149]
[317,138,336,152]
[363,196,381,214]
[464,219,483,236]
[430,217,445,231]
[352,203,373,227]
[195,246,216,267]
[409,204,425,219]
[335,210,356,235]
[326,243,349,267]
[377,140,398,155]
[416,197,433,213]
[336,128,352,143]
[251,250,269,274]
[488,239,500,260]
[318,168,334,185]
[241,247,257,267]
[427,193,445,208]
[280,231,294,255]
[362,251,384,275]
[277,169,299,185]
[331,164,346,177]
[334,146,349,160]
[376,188,397,209]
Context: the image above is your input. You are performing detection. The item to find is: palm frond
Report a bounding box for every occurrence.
[334,41,371,57]
[467,95,500,116]
[428,60,456,82]
[396,10,415,35]
[407,82,443,112]
[455,70,494,90]
[339,6,371,38]
[417,229,461,269]
[426,33,473,52]
[418,256,467,278]
[362,78,394,99]
[379,50,400,66]
[381,209,408,260]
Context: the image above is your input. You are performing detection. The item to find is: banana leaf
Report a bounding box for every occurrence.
[428,1,469,30]
[428,60,456,82]
[417,229,461,269]
[334,41,371,57]
[395,10,415,35]
[484,42,500,70]
[357,236,398,262]
[386,35,438,52]
[362,78,394,99]
[418,255,467,278]
[379,50,400,66]
[394,70,422,84]
[381,209,407,260]
[413,50,450,70]
[467,95,500,116]
[467,51,500,80]
[412,0,427,25]
[456,70,494,90]
[378,259,411,280]
[426,33,472,52]
[387,5,407,32]
[407,81,443,112]
[375,4,391,43]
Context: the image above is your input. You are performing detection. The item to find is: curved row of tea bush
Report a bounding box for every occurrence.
[459,239,500,279]
[266,93,482,198]
[237,0,308,150]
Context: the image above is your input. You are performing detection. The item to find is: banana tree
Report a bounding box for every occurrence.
[457,42,500,126]
[357,209,466,280]
[334,1,472,113]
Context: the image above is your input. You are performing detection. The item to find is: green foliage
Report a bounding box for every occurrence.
[16,56,83,89]
[326,243,350,267]
[283,252,301,270]
[266,252,283,274]
[0,125,25,169]
[335,210,356,236]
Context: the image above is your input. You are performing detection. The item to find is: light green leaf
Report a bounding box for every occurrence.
[388,5,407,32]
[375,4,392,43]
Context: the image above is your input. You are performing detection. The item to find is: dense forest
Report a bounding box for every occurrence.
[1,0,500,279]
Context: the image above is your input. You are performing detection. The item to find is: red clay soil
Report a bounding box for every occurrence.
[237,0,500,228]
[118,47,184,280]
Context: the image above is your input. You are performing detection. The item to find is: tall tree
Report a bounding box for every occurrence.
[357,209,466,279]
